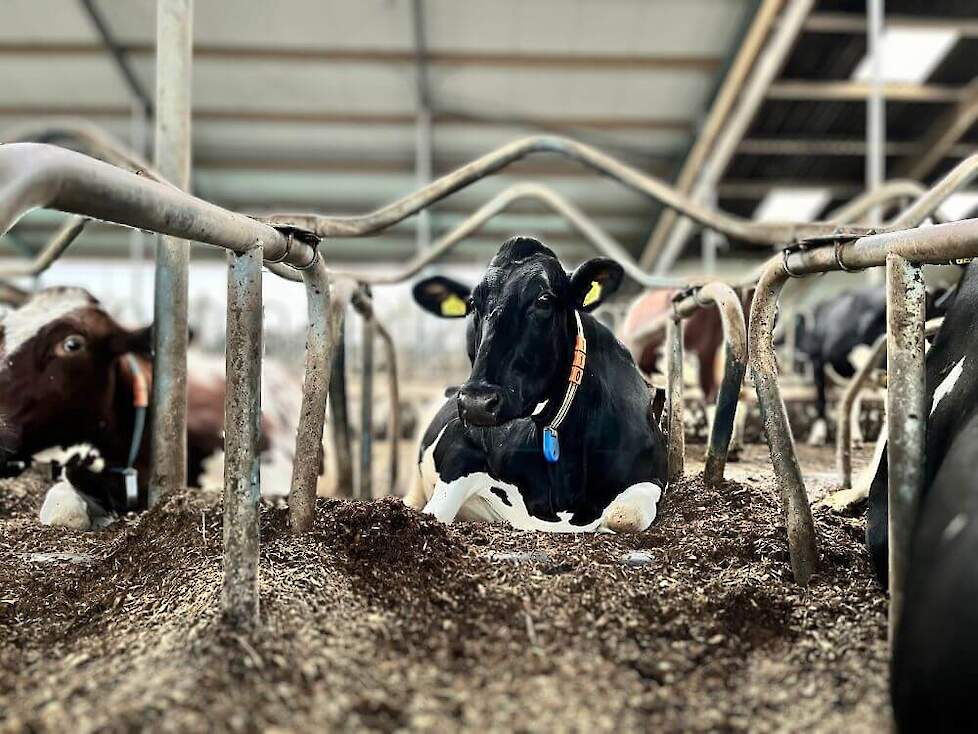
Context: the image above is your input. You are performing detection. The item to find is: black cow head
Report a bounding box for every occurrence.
[412,236,623,427]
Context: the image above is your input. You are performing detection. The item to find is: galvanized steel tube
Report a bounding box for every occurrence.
[836,332,887,489]
[222,244,263,628]
[375,320,400,493]
[0,144,309,267]
[885,254,927,642]
[328,314,354,497]
[149,0,194,504]
[666,315,685,484]
[289,257,335,533]
[357,288,375,501]
[0,216,88,278]
[836,318,944,489]
[697,283,748,488]
[748,263,819,585]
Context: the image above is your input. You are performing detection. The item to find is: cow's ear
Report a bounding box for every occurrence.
[569,258,624,312]
[110,324,154,356]
[412,276,471,319]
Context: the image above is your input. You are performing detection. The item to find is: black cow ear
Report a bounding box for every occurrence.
[111,324,154,356]
[412,276,472,319]
[569,258,624,312]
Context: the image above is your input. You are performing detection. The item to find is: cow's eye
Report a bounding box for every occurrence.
[57,335,86,356]
[535,294,555,311]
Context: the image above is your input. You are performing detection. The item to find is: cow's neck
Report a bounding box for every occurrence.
[535,310,591,462]
[95,355,149,466]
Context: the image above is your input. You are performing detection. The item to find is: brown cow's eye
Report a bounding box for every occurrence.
[58,335,86,356]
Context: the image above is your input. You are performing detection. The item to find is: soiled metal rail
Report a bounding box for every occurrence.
[655,283,748,489]
[262,135,876,246]
[835,318,944,490]
[747,217,978,636]
[350,287,400,497]
[0,142,335,625]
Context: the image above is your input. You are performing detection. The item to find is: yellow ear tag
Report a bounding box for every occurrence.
[582,280,602,308]
[440,293,468,317]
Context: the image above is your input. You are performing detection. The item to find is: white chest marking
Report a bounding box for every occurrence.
[0,291,91,358]
[423,470,662,534]
[931,356,966,416]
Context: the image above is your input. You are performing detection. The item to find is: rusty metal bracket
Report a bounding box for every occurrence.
[265,224,320,267]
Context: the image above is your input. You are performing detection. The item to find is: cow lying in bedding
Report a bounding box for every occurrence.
[0,287,301,529]
[404,236,668,533]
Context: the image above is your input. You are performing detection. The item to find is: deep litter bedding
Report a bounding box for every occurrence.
[0,445,888,733]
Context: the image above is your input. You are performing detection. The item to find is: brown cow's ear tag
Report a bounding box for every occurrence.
[582,280,602,309]
[441,293,468,317]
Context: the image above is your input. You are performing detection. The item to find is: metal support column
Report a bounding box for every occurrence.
[885,253,926,642]
[222,244,262,628]
[866,0,886,284]
[148,0,193,504]
[359,291,375,500]
[328,315,354,496]
[289,257,335,533]
[666,315,685,484]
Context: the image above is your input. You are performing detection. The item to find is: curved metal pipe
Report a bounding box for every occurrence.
[0,143,312,267]
[694,283,748,488]
[835,332,887,490]
[835,317,944,489]
[260,134,876,245]
[374,319,400,493]
[748,263,819,585]
[288,256,335,533]
[0,216,89,278]
[327,182,689,288]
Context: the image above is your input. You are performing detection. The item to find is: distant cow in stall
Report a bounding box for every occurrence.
[618,287,753,448]
[0,287,301,529]
[793,285,951,445]
[403,236,667,532]
[851,263,978,731]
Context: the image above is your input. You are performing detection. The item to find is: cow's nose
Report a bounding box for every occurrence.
[458,384,502,426]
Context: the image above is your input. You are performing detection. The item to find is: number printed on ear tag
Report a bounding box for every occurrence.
[441,293,468,317]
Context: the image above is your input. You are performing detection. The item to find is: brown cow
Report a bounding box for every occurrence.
[0,287,301,529]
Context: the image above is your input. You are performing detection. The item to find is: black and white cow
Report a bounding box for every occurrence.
[403,236,668,532]
[794,285,950,444]
[857,263,978,730]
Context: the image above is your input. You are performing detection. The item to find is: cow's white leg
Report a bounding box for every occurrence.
[403,468,428,509]
[39,481,92,530]
[851,394,865,448]
[728,399,747,459]
[423,474,486,524]
[600,482,663,534]
[807,417,828,446]
[819,421,888,512]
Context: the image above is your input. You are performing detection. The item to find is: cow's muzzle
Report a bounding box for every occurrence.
[458,382,504,427]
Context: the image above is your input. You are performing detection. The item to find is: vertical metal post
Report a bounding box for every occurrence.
[128,101,148,322]
[328,314,355,496]
[885,253,926,642]
[866,0,886,285]
[222,244,262,628]
[359,294,375,500]
[289,258,335,534]
[666,314,685,483]
[148,0,193,504]
[748,264,818,585]
[376,322,401,492]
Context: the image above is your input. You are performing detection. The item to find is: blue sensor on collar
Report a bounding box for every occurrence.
[543,426,560,463]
